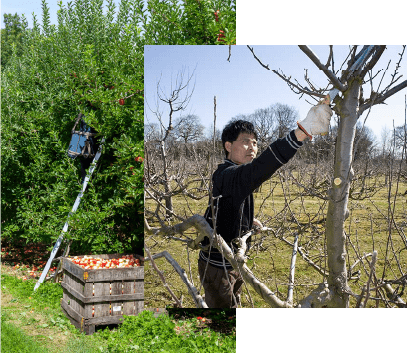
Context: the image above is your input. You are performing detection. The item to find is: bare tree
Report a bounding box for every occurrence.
[146,68,196,217]
[247,107,275,151]
[380,126,392,157]
[273,103,298,139]
[393,123,407,153]
[236,104,297,151]
[262,45,407,307]
[173,114,205,157]
[145,122,162,142]
[173,115,205,144]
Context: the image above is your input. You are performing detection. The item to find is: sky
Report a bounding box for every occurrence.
[1,0,130,28]
[145,45,406,141]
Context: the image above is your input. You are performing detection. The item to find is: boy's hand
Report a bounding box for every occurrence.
[297,98,333,140]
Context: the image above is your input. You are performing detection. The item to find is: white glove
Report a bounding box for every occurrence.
[297,100,333,140]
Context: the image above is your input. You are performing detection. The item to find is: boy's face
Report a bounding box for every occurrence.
[225,133,258,165]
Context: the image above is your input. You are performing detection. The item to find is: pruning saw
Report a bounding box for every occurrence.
[325,45,376,104]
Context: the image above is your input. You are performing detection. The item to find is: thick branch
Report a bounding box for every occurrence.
[382,283,406,308]
[144,246,183,307]
[146,250,208,308]
[287,234,299,304]
[298,283,336,308]
[360,46,386,78]
[298,45,346,91]
[147,215,292,308]
[360,79,407,113]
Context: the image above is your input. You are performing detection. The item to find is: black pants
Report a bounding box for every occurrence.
[198,258,243,308]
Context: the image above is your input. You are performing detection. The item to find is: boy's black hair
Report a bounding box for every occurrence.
[221,120,258,158]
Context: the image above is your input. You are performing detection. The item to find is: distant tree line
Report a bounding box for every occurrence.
[145,103,406,166]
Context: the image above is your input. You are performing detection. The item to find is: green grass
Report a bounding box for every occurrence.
[1,271,236,352]
[1,317,51,353]
[98,310,235,353]
[145,170,407,308]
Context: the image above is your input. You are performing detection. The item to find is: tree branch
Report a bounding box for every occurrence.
[144,246,183,307]
[272,69,326,98]
[360,46,386,78]
[287,234,299,304]
[146,214,293,307]
[146,250,208,308]
[360,79,407,113]
[298,45,346,91]
[247,45,270,70]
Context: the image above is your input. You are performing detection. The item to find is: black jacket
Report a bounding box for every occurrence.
[200,130,303,268]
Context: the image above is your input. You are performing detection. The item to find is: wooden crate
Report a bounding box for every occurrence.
[60,254,144,335]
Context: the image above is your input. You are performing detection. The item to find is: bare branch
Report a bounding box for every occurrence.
[246,45,270,70]
[145,246,183,307]
[362,250,378,307]
[360,46,386,78]
[360,79,407,112]
[380,46,406,94]
[325,45,333,68]
[147,214,293,308]
[146,250,208,308]
[246,45,328,99]
[382,283,406,308]
[298,45,346,91]
[272,69,326,98]
[287,234,299,304]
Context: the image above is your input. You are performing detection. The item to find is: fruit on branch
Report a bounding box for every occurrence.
[217,30,225,42]
[119,98,125,105]
[214,10,220,22]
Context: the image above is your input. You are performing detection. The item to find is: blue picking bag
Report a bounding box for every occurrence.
[67,113,97,159]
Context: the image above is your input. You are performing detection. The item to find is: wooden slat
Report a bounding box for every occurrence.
[61,282,143,303]
[71,275,83,315]
[136,300,144,315]
[86,314,124,326]
[61,298,83,324]
[83,282,93,318]
[123,281,135,315]
[135,278,144,314]
[61,305,82,332]
[63,262,143,282]
[94,282,110,318]
[135,279,143,295]
[84,267,143,282]
[111,282,122,316]
[62,258,85,282]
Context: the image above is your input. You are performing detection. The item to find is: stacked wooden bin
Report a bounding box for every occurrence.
[61,254,144,335]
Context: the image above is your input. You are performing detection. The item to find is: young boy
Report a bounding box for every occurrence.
[198,100,333,307]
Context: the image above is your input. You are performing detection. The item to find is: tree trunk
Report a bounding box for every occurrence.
[160,140,173,217]
[325,79,361,307]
